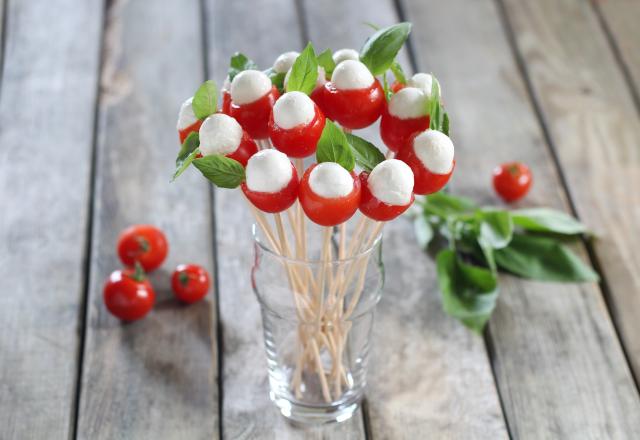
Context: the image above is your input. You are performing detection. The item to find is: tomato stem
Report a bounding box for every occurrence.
[132,261,146,282]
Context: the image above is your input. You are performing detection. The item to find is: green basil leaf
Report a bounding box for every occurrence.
[414,215,433,249]
[359,22,412,76]
[286,42,318,95]
[495,233,599,282]
[172,148,200,182]
[316,49,336,76]
[423,192,478,218]
[511,208,587,235]
[192,80,217,120]
[479,210,513,249]
[193,155,245,189]
[265,68,286,93]
[382,74,392,101]
[442,112,450,136]
[228,52,258,82]
[315,120,355,171]
[390,61,406,84]
[436,249,499,333]
[344,132,385,172]
[175,132,199,166]
[428,75,442,129]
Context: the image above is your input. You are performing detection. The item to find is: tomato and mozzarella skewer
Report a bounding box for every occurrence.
[332,48,360,65]
[220,76,232,115]
[397,129,455,195]
[177,97,203,143]
[380,87,430,153]
[273,51,299,74]
[268,91,325,158]
[359,159,415,221]
[241,149,299,213]
[199,113,258,166]
[284,65,328,114]
[322,60,384,130]
[408,73,435,97]
[229,70,279,139]
[299,162,361,226]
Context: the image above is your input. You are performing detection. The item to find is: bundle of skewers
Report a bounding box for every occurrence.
[172,23,455,402]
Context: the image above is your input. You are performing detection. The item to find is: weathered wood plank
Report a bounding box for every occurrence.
[204,0,365,437]
[501,0,640,383]
[300,1,509,438]
[0,1,102,438]
[76,0,218,438]
[403,0,640,437]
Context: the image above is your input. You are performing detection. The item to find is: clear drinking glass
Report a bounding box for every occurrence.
[251,226,384,424]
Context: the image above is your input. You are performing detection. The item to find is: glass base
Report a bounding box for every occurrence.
[270,391,362,425]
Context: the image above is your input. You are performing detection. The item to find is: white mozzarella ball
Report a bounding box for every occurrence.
[331,60,374,90]
[368,159,414,205]
[332,48,360,65]
[273,91,316,130]
[413,130,455,174]
[309,162,354,198]
[199,113,243,156]
[246,149,293,193]
[284,66,327,90]
[177,97,198,130]
[388,87,428,119]
[273,51,299,74]
[230,70,272,105]
[408,73,435,98]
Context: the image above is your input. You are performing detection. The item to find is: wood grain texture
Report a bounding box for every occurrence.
[500,0,640,383]
[403,0,640,437]
[75,0,219,438]
[300,1,509,438]
[0,1,102,438]
[203,0,365,437]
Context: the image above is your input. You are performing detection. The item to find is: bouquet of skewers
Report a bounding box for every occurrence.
[172,23,455,420]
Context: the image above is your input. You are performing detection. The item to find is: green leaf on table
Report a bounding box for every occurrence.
[265,68,286,92]
[317,49,336,76]
[414,215,433,249]
[193,155,245,189]
[344,132,385,172]
[479,210,513,249]
[359,22,412,76]
[436,249,499,333]
[422,192,478,218]
[315,119,355,171]
[494,233,599,282]
[172,132,200,181]
[192,80,217,120]
[228,52,258,82]
[286,42,318,95]
[390,61,406,85]
[511,208,587,235]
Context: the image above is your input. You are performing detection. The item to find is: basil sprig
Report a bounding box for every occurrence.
[316,49,336,76]
[192,80,217,120]
[228,52,258,82]
[193,155,245,189]
[315,120,355,171]
[414,192,598,333]
[286,42,318,95]
[172,132,200,181]
[360,22,412,76]
[344,132,385,172]
[426,75,450,136]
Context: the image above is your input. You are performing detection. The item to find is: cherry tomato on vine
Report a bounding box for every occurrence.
[492,162,532,202]
[103,265,155,321]
[117,225,168,272]
[171,264,211,304]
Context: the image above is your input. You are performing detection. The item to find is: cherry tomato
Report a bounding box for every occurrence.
[298,164,361,226]
[171,264,211,304]
[230,85,280,139]
[322,80,385,130]
[379,104,430,153]
[397,141,455,195]
[117,225,168,272]
[241,164,299,213]
[268,103,325,158]
[390,81,406,93]
[179,119,203,144]
[310,86,328,116]
[103,267,155,321]
[225,131,258,167]
[492,162,532,202]
[358,172,414,221]
[221,90,232,115]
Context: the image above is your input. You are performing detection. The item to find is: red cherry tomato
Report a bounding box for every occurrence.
[230,86,280,139]
[241,164,299,213]
[221,90,232,115]
[268,104,326,158]
[298,164,361,226]
[225,131,258,167]
[397,142,455,195]
[379,104,430,153]
[310,86,328,116]
[492,162,532,202]
[358,172,414,221]
[390,81,406,93]
[178,119,203,144]
[322,80,385,130]
[117,225,169,272]
[171,264,211,304]
[103,268,155,321]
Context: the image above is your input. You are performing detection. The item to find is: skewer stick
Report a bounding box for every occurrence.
[310,338,332,403]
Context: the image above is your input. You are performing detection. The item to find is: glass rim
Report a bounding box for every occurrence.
[252,223,382,264]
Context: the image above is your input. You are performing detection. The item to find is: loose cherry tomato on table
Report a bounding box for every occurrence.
[171,264,211,304]
[229,70,280,139]
[380,87,430,153]
[117,224,168,272]
[241,150,300,213]
[103,265,155,321]
[299,163,361,227]
[492,162,532,202]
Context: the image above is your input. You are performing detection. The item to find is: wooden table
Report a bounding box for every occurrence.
[2,0,640,438]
